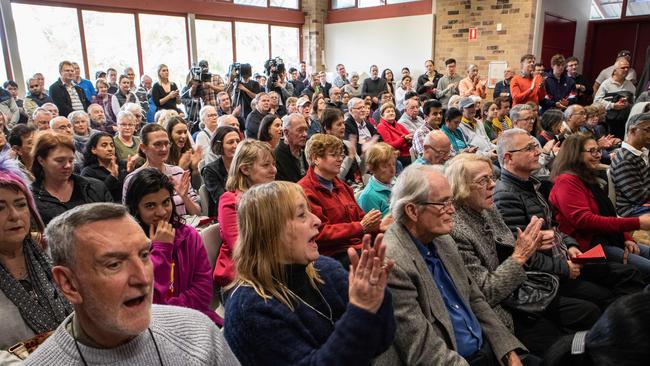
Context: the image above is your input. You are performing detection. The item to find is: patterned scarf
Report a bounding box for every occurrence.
[0,239,73,334]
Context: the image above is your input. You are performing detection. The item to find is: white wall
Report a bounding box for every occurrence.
[533,0,591,70]
[324,14,434,79]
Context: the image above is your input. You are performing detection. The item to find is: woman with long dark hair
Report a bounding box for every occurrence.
[200,126,241,215]
[549,133,650,276]
[80,131,130,202]
[124,167,221,325]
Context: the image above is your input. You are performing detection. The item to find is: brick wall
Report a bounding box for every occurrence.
[435,0,538,91]
[302,0,328,71]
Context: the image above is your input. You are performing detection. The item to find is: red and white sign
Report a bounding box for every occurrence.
[469,27,478,42]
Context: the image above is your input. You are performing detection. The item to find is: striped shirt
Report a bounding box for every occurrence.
[65,83,84,112]
[610,143,650,217]
[122,164,200,215]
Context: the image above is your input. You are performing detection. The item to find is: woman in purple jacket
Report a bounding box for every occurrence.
[124,167,221,325]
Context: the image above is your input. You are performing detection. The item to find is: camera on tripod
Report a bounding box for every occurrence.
[190,65,212,83]
[264,57,285,84]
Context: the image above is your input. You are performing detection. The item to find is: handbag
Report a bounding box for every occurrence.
[502,271,559,315]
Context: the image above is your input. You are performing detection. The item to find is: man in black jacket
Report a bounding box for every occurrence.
[275,113,308,182]
[344,97,378,153]
[244,92,271,138]
[48,60,89,118]
[494,128,646,296]
[566,57,593,106]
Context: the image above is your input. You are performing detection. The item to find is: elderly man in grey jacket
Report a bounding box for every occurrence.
[374,164,528,366]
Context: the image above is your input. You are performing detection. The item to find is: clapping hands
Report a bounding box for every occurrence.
[347,234,395,314]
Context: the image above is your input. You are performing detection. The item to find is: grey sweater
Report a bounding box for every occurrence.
[450,205,528,331]
[26,305,240,365]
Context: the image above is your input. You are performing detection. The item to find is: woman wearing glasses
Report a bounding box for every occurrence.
[549,133,650,276]
[447,153,603,356]
[298,134,389,266]
[113,111,141,162]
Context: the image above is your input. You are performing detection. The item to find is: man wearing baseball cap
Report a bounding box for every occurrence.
[594,50,637,94]
[296,96,321,137]
[457,96,497,157]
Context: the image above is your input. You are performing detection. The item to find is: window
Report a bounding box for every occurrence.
[358,0,384,7]
[0,47,7,83]
[590,0,623,19]
[270,0,300,9]
[235,22,269,75]
[83,11,138,81]
[270,26,300,70]
[138,14,188,87]
[331,0,356,8]
[332,0,420,9]
[12,3,84,85]
[626,0,650,16]
[234,0,267,7]
[195,19,233,76]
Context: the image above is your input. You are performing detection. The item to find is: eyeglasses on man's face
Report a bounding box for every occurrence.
[472,174,497,188]
[419,199,454,212]
[508,143,539,154]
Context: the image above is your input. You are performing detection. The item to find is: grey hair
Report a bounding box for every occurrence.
[466,64,478,72]
[217,114,237,128]
[496,128,529,166]
[283,113,304,130]
[41,102,59,114]
[509,103,532,122]
[390,164,444,225]
[46,203,130,266]
[564,104,581,120]
[122,102,142,114]
[117,110,136,124]
[348,97,363,111]
[49,116,69,129]
[199,105,215,122]
[67,110,89,124]
[32,107,51,120]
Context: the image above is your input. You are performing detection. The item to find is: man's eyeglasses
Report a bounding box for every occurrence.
[582,148,602,157]
[424,145,451,157]
[420,199,454,212]
[516,117,536,123]
[119,123,135,128]
[508,143,539,153]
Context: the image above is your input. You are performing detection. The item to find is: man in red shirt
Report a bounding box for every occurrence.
[510,54,546,106]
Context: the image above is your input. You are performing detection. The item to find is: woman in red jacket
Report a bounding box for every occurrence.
[549,133,650,277]
[376,102,412,167]
[298,134,388,266]
[214,140,277,287]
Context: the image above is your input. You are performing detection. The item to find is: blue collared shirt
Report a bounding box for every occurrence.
[408,230,483,358]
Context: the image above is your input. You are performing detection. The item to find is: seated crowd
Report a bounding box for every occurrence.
[0,49,649,366]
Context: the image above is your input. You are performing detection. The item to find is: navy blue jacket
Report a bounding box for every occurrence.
[541,72,576,113]
[224,256,396,366]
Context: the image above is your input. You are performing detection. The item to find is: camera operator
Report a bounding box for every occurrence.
[189,60,223,108]
[228,63,259,120]
[265,58,293,107]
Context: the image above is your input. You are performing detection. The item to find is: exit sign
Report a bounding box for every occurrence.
[469,27,478,41]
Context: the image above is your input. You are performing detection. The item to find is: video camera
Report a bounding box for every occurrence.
[264,57,285,84]
[190,65,212,83]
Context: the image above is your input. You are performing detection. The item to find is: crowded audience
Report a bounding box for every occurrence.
[1,48,650,365]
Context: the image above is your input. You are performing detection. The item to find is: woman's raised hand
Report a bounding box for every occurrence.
[347,234,394,314]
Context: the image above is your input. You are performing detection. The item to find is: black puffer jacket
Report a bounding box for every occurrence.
[493,169,579,278]
[32,174,113,225]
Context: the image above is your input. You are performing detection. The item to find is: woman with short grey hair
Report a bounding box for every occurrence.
[446,152,603,356]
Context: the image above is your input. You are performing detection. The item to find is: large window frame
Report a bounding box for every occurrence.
[590,0,650,20]
[3,0,303,89]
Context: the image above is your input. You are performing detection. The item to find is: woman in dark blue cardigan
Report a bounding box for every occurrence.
[224,181,396,365]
